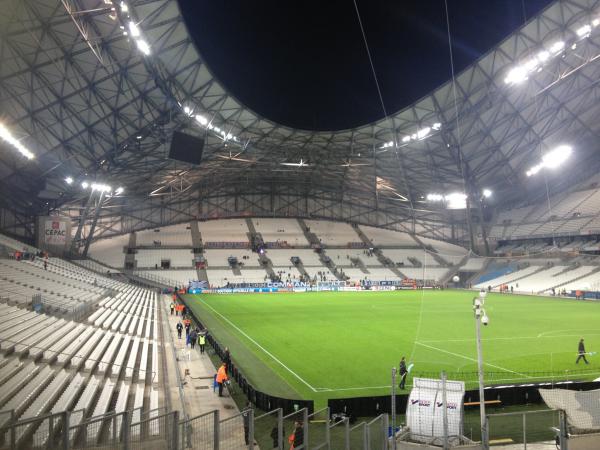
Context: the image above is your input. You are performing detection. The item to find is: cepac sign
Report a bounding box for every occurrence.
[44,219,67,245]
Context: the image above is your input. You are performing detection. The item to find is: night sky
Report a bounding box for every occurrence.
[178,0,554,131]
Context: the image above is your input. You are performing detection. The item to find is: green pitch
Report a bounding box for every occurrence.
[183,290,600,404]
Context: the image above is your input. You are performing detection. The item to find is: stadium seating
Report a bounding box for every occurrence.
[203,249,261,267]
[417,236,468,265]
[360,225,418,246]
[460,257,487,271]
[0,232,162,447]
[399,267,450,282]
[89,234,129,268]
[379,248,440,267]
[252,218,309,246]
[266,249,322,266]
[304,220,360,245]
[134,269,199,286]
[198,219,250,243]
[135,249,194,268]
[206,268,269,286]
[136,223,193,246]
[326,249,382,266]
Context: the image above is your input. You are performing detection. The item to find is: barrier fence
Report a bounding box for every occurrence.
[487,409,560,448]
[1,405,585,449]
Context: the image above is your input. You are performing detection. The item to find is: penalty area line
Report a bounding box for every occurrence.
[200,300,317,392]
[415,341,531,378]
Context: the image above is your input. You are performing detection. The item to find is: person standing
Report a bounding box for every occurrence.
[399,356,408,390]
[290,420,304,449]
[576,338,590,364]
[224,347,231,373]
[216,362,228,397]
[170,302,174,315]
[176,321,183,340]
[198,333,206,354]
[190,329,198,350]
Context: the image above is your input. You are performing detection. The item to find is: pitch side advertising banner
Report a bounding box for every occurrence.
[44,219,67,245]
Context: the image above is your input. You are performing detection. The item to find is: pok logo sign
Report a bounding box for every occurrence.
[411,399,431,407]
[436,401,458,410]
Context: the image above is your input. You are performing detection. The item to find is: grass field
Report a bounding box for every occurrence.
[183,289,600,405]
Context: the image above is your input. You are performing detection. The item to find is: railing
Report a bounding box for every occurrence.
[0,408,178,450]
[486,409,560,448]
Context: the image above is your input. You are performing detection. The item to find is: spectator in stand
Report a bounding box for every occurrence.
[216,362,228,397]
[176,321,183,339]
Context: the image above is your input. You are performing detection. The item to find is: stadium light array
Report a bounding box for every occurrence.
[65,177,73,185]
[482,189,492,198]
[504,14,600,86]
[77,180,125,195]
[0,123,35,159]
[114,1,245,147]
[526,145,572,177]
[380,122,442,149]
[427,192,468,209]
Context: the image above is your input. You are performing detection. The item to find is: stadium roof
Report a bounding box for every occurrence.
[1,0,600,228]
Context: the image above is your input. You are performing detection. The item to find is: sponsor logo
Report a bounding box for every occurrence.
[411,399,431,407]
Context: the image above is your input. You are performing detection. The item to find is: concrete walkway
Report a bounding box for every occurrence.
[161,294,241,420]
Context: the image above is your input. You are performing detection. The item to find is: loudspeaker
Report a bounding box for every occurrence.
[168,131,205,165]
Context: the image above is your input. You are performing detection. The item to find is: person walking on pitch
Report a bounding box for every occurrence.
[576,338,590,364]
[399,356,408,389]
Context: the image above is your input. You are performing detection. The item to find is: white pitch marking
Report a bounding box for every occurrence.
[200,300,317,392]
[415,341,531,378]
[421,332,600,344]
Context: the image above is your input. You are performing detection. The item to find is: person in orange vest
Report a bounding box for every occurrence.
[216,362,228,397]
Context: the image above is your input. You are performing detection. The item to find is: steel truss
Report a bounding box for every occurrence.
[1,0,600,243]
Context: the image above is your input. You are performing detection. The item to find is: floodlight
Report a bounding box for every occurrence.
[417,127,431,140]
[445,192,467,209]
[526,145,572,176]
[183,106,191,115]
[427,193,443,201]
[593,19,599,27]
[549,41,565,54]
[482,189,492,198]
[576,24,592,37]
[504,66,527,84]
[115,187,124,194]
[541,145,572,169]
[128,21,140,37]
[136,135,142,140]
[65,177,73,185]
[195,115,208,126]
[82,181,89,189]
[0,123,35,159]
[432,122,442,130]
[120,2,128,13]
[136,40,150,55]
[537,50,550,62]
[402,136,410,143]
